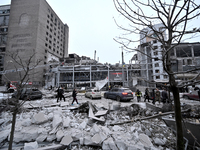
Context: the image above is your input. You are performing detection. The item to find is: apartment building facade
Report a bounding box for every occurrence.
[0,0,69,86]
[137,24,168,87]
[137,23,200,87]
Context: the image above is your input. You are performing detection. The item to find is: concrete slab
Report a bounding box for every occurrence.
[32,112,48,124]
[24,141,38,150]
[60,135,73,145]
[94,110,108,117]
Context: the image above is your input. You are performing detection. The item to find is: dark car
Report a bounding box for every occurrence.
[104,87,133,102]
[12,88,43,100]
[182,91,200,100]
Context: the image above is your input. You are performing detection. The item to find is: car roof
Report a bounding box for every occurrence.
[112,87,130,89]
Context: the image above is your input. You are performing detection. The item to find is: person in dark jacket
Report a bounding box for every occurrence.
[71,89,79,105]
[198,89,200,100]
[57,86,65,102]
[162,88,168,103]
[56,87,60,102]
[144,88,150,102]
[195,87,200,100]
[152,89,155,104]
[59,87,65,102]
[155,88,161,104]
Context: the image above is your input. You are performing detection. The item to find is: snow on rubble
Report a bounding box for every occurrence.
[0,88,200,150]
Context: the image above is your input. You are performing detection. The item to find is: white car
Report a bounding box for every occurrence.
[85,89,101,99]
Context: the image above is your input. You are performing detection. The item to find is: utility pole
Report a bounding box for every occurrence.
[121,46,125,87]
[94,50,96,61]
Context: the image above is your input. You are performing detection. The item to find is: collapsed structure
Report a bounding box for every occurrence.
[1,89,200,149]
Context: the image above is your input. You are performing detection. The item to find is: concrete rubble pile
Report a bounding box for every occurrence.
[0,91,180,150]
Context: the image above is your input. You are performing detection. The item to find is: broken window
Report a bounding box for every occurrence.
[155,63,159,67]
[170,49,174,56]
[164,75,168,79]
[176,46,192,57]
[153,46,158,50]
[156,75,160,79]
[154,51,158,55]
[194,45,200,56]
[0,47,5,52]
[183,59,185,65]
[187,59,192,65]
[0,16,9,26]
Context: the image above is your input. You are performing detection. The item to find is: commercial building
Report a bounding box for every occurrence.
[0,0,69,86]
[45,53,141,90]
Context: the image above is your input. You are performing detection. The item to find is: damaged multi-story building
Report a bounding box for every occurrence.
[136,23,200,87]
[45,53,142,90]
[170,43,200,82]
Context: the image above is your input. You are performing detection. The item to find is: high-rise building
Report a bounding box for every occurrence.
[0,5,10,84]
[138,24,168,86]
[0,0,69,86]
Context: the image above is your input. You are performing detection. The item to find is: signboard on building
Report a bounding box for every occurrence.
[109,72,126,81]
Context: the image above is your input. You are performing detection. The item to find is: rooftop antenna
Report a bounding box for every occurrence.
[94,50,96,60]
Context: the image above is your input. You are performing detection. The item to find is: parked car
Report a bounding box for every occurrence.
[12,88,43,100]
[104,87,133,102]
[85,89,101,99]
[182,91,200,100]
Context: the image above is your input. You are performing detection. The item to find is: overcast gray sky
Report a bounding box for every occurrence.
[1,0,199,64]
[1,0,136,64]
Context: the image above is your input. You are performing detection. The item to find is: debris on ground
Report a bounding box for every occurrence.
[0,89,200,150]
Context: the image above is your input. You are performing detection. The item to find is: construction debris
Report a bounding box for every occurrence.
[0,89,200,150]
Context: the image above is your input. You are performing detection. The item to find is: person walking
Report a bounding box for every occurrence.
[56,87,60,103]
[144,88,150,102]
[152,89,155,104]
[59,86,65,102]
[162,88,168,103]
[198,88,200,100]
[155,88,161,104]
[135,89,142,102]
[56,86,65,102]
[194,87,200,101]
[71,89,79,105]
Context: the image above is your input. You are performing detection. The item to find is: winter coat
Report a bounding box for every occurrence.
[72,90,77,98]
[135,90,142,97]
[162,90,168,100]
[145,89,150,98]
[155,90,160,101]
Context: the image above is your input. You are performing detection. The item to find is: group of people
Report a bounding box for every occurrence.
[56,87,79,105]
[135,88,170,104]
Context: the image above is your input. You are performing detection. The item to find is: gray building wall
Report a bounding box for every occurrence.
[2,0,69,86]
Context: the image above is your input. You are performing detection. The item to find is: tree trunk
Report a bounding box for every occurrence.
[171,85,184,149]
[8,110,17,150]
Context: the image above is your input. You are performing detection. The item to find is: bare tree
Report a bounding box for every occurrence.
[113,0,200,149]
[3,51,42,150]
